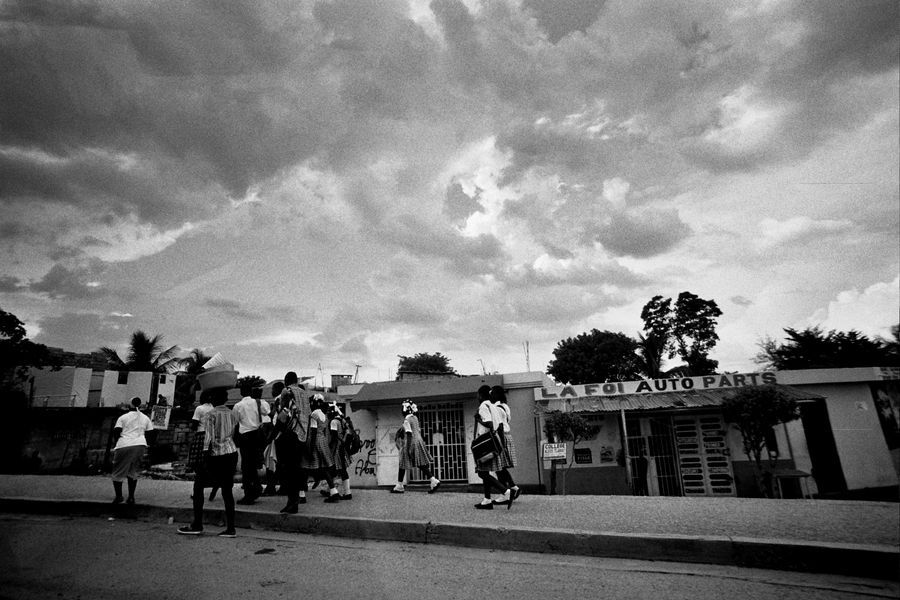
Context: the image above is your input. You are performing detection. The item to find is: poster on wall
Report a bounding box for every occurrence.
[150,405,171,430]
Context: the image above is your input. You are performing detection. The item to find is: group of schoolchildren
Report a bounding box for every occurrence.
[175,370,358,536]
[108,372,521,538]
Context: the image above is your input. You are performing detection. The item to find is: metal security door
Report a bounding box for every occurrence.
[674,413,736,496]
[626,416,682,496]
[410,402,468,482]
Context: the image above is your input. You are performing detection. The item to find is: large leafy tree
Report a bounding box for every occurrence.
[0,307,56,386]
[396,352,456,378]
[0,308,57,472]
[755,326,899,370]
[547,329,641,384]
[640,291,722,376]
[100,331,179,373]
[721,385,799,497]
[237,375,266,395]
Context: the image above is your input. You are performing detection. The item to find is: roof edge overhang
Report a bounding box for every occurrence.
[351,374,502,409]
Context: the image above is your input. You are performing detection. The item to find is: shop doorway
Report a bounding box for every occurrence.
[799,400,847,496]
[409,402,468,482]
[626,416,682,496]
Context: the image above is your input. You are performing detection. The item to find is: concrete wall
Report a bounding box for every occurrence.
[345,406,378,487]
[538,412,630,495]
[796,381,898,490]
[99,371,177,408]
[28,367,93,408]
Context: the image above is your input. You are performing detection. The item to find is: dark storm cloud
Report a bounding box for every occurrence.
[0,275,24,292]
[678,1,899,172]
[522,0,606,44]
[443,182,482,224]
[0,1,331,225]
[594,209,691,258]
[32,311,126,351]
[29,263,106,299]
[380,214,506,276]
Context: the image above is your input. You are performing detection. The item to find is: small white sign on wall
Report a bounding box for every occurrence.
[543,442,567,460]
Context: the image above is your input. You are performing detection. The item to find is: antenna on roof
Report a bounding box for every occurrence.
[353,364,362,384]
[478,359,487,375]
[523,341,531,372]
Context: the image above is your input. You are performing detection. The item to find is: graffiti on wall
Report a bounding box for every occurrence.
[353,438,377,477]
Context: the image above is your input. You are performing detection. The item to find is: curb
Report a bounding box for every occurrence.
[2,497,897,581]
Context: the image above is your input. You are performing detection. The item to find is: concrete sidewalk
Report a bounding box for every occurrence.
[1,474,897,580]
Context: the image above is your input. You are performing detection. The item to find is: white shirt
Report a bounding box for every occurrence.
[232,396,271,434]
[191,403,214,432]
[476,400,502,437]
[496,403,511,432]
[114,410,154,449]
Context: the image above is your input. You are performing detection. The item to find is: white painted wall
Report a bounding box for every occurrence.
[100,370,154,408]
[797,382,898,490]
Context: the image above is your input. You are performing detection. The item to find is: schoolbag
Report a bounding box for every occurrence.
[343,417,362,456]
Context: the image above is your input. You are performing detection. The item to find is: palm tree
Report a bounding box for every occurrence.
[636,332,667,379]
[99,331,180,410]
[172,348,213,408]
[100,331,180,373]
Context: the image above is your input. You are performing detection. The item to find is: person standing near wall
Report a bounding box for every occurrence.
[327,401,353,500]
[178,387,239,537]
[275,371,311,513]
[473,385,513,510]
[391,400,441,494]
[304,394,341,503]
[110,397,154,505]
[232,387,269,504]
[188,392,216,501]
[491,385,521,503]
[262,381,284,496]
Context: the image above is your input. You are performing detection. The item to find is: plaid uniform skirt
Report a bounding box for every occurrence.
[301,429,334,471]
[187,432,206,472]
[499,430,517,469]
[398,436,433,470]
[332,440,351,473]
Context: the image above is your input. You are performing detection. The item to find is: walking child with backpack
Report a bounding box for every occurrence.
[327,402,358,500]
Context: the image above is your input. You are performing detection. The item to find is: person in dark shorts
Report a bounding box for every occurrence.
[177,387,239,537]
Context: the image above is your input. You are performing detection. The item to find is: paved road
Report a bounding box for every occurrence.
[2,513,896,600]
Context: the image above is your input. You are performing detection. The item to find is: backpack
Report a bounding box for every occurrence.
[343,417,362,456]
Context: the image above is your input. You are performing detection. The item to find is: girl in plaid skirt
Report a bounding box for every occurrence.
[492,385,520,501]
[391,401,440,493]
[473,385,514,510]
[304,394,341,503]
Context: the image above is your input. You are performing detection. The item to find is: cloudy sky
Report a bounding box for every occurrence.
[2,0,898,384]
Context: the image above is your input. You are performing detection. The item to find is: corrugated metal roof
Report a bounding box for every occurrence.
[543,384,823,413]
[352,374,503,407]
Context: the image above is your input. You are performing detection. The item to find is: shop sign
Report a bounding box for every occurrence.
[538,371,778,399]
[574,448,592,464]
[543,442,567,460]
